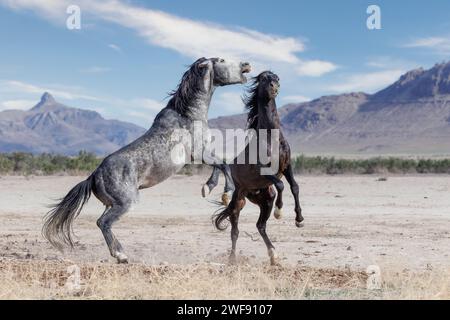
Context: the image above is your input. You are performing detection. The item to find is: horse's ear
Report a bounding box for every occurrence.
[198,62,209,69]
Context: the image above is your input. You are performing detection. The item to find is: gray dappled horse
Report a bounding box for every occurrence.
[43,57,251,263]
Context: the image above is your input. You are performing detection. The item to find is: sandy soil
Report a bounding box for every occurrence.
[0,174,449,273]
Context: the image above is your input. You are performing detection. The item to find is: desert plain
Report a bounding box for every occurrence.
[0,174,449,299]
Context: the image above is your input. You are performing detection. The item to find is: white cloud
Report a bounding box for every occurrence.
[282,95,311,103]
[90,106,107,114]
[131,98,165,112]
[0,99,35,110]
[90,1,304,64]
[128,110,153,119]
[404,36,450,55]
[212,92,244,114]
[366,56,400,69]
[0,0,336,77]
[0,0,67,21]
[329,69,405,93]
[296,60,338,77]
[1,80,103,101]
[98,97,166,126]
[108,43,122,53]
[365,56,419,73]
[80,66,111,73]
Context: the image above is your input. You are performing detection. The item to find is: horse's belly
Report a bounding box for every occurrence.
[138,163,182,189]
[139,176,160,189]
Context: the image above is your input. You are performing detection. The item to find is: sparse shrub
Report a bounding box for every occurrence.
[0,151,101,175]
[292,155,450,175]
[0,152,450,176]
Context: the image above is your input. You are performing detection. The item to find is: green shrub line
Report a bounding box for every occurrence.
[0,152,449,175]
[291,155,450,175]
[0,151,100,175]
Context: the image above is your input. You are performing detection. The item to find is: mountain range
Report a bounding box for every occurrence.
[2,61,450,156]
[0,93,145,155]
[210,61,450,155]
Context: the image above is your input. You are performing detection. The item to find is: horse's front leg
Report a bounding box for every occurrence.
[265,175,284,220]
[283,164,304,227]
[202,152,235,205]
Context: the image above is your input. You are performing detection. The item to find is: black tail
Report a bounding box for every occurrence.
[42,175,94,250]
[212,204,233,231]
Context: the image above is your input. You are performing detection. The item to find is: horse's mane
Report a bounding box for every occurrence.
[167,57,209,115]
[244,71,277,129]
[243,75,261,130]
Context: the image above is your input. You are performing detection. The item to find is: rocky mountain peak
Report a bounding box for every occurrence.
[397,68,425,86]
[40,92,55,104]
[0,93,146,155]
[30,92,63,112]
[373,61,450,101]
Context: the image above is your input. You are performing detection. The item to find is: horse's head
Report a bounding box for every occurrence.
[198,57,251,86]
[255,71,280,100]
[244,71,281,129]
[168,58,251,116]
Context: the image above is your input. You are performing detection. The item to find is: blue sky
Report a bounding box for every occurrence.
[0,0,450,128]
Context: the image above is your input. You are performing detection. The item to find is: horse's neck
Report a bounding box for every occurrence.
[188,87,215,123]
[257,99,280,129]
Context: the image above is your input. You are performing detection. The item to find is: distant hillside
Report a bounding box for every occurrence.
[210,62,450,155]
[0,93,146,155]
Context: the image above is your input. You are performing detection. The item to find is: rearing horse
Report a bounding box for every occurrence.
[212,71,304,265]
[43,57,251,263]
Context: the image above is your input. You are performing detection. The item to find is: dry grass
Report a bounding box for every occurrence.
[379,268,449,300]
[0,259,448,300]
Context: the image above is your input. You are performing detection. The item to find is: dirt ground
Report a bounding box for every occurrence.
[0,174,449,272]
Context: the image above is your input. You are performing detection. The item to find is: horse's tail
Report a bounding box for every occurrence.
[42,175,94,250]
[212,204,232,231]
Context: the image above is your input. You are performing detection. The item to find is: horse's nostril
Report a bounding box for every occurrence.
[241,62,251,73]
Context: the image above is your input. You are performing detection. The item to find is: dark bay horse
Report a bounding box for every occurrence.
[43,57,251,263]
[211,71,304,265]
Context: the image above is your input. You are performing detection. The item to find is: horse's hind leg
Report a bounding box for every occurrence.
[202,165,235,205]
[202,166,220,197]
[255,187,278,265]
[229,189,246,265]
[221,164,235,205]
[97,201,132,264]
[283,164,304,227]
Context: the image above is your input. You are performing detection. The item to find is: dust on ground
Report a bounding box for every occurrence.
[0,174,449,299]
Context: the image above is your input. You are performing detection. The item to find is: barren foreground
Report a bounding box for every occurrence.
[0,174,449,299]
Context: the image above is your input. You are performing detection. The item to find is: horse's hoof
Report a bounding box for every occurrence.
[228,254,237,265]
[116,252,129,264]
[295,216,304,228]
[270,259,282,267]
[274,207,283,220]
[202,184,210,198]
[222,192,231,206]
[268,248,279,266]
